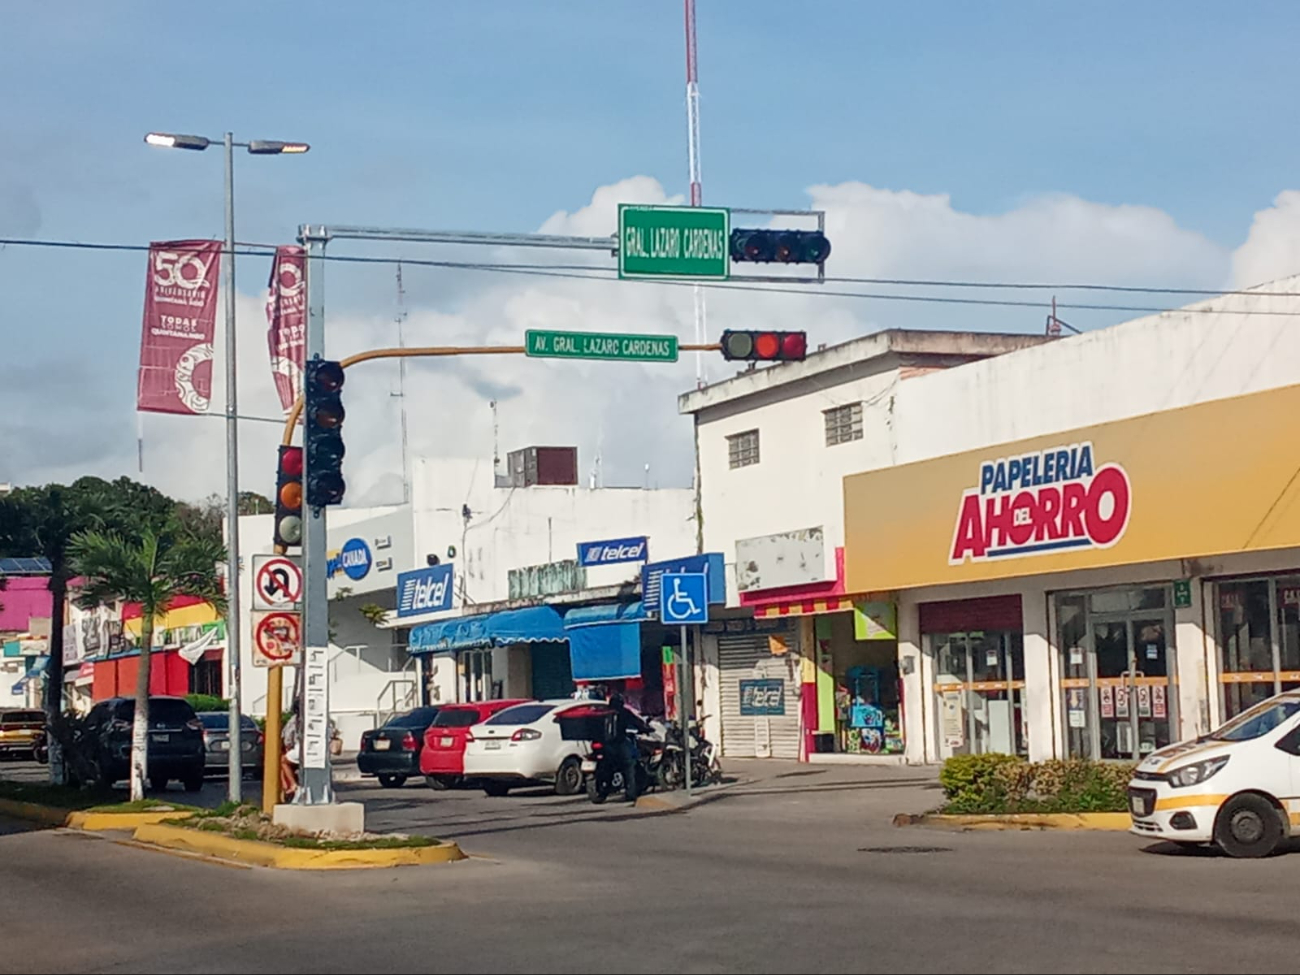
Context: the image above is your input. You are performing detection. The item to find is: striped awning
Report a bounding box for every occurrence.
[752,596,854,619]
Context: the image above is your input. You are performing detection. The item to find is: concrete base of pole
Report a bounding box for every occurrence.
[273,802,364,836]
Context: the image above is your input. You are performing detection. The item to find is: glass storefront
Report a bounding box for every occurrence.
[931,630,1026,759]
[1056,585,1177,760]
[833,640,904,756]
[1217,576,1300,719]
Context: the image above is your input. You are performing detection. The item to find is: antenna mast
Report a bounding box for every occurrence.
[685,0,707,388]
[394,262,410,503]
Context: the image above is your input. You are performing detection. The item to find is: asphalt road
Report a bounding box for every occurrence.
[5,761,1300,974]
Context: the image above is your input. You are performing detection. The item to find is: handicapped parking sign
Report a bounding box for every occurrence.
[660,572,708,625]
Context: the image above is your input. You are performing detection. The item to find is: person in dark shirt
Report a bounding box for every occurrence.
[608,693,649,802]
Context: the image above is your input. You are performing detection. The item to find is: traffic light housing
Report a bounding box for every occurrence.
[719,330,808,362]
[304,359,346,508]
[273,445,304,549]
[730,229,831,265]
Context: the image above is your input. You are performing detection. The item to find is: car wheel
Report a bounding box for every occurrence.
[377,774,407,788]
[587,773,609,804]
[1215,793,1284,858]
[484,781,511,798]
[554,757,583,796]
[182,772,204,793]
[427,774,458,791]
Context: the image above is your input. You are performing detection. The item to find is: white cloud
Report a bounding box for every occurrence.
[1232,190,1300,289]
[14,173,1287,510]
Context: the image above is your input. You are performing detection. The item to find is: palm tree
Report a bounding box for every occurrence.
[70,523,225,800]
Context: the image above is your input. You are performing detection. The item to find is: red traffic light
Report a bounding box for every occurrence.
[279,445,303,477]
[308,359,345,393]
[719,329,808,363]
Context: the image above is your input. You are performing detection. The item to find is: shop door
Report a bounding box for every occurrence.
[1068,615,1176,760]
[933,632,1025,759]
[461,649,493,703]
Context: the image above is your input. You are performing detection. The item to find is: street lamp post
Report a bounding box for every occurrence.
[145,131,309,803]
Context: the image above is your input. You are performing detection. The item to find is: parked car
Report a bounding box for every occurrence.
[197,712,264,779]
[463,699,594,797]
[357,706,441,788]
[0,709,46,759]
[420,699,530,790]
[71,696,206,792]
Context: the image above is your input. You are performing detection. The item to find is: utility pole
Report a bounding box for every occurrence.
[393,263,410,504]
[685,0,707,388]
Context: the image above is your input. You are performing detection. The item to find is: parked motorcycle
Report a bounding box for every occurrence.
[582,733,653,804]
[655,716,722,790]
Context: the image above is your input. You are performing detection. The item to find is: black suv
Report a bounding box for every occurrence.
[75,696,206,792]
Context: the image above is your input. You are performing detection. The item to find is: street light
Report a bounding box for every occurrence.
[144,130,310,803]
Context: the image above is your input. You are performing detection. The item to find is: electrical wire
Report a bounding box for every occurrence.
[4,235,1300,318]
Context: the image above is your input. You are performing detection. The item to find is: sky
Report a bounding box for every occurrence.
[5,1,1300,504]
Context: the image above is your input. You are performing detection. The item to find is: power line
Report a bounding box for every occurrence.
[4,235,1300,319]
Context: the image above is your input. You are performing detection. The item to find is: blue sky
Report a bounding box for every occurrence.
[4,1,1300,497]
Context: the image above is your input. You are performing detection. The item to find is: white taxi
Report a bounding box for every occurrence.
[1128,690,1300,857]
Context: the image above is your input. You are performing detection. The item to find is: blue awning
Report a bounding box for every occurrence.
[564,603,643,682]
[409,605,566,654]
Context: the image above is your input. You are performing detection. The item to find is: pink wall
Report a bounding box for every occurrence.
[0,577,53,632]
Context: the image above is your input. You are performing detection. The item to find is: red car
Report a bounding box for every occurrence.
[421,699,531,790]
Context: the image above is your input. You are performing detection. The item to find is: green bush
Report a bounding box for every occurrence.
[185,694,229,713]
[938,753,1025,813]
[939,754,1136,814]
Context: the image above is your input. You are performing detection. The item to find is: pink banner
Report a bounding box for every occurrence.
[266,245,306,414]
[136,240,221,415]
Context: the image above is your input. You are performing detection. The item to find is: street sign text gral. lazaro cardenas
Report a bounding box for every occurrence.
[618,204,730,280]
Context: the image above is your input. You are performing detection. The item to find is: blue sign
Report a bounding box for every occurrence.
[577,536,648,567]
[740,679,785,716]
[642,553,724,618]
[396,564,455,618]
[328,538,372,581]
[660,572,708,625]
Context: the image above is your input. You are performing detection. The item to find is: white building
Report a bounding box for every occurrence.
[679,330,1048,761]
[683,277,1300,768]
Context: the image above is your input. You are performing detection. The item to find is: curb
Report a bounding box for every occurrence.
[894,812,1132,831]
[66,809,196,831]
[132,823,467,870]
[0,797,200,831]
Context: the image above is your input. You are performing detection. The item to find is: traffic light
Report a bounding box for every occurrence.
[730,229,831,265]
[304,359,346,508]
[273,445,304,548]
[719,330,808,362]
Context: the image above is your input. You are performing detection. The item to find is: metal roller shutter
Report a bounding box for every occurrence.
[718,633,800,759]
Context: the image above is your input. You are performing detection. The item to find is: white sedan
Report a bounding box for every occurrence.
[463,699,592,796]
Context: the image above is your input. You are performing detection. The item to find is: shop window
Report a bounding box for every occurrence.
[931,629,1026,759]
[833,637,903,755]
[189,658,222,697]
[727,429,760,469]
[823,403,863,446]
[1216,576,1300,720]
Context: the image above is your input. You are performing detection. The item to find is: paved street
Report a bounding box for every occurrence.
[6,760,1300,973]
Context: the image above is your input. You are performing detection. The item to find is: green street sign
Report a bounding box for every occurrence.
[525,329,679,363]
[618,204,730,280]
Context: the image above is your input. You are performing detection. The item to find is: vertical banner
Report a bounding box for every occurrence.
[265,245,306,415]
[136,240,221,414]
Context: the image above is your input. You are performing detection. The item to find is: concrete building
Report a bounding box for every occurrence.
[679,330,1049,760]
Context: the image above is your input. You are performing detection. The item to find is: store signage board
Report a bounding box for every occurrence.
[618,204,730,280]
[1173,579,1192,609]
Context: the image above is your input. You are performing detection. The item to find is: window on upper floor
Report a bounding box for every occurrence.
[824,402,863,446]
[727,429,760,469]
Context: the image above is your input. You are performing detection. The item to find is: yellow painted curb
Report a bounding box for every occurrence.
[0,797,71,827]
[66,809,196,831]
[898,812,1131,831]
[132,822,466,870]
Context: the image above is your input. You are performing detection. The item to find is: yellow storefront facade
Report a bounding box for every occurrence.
[843,383,1300,764]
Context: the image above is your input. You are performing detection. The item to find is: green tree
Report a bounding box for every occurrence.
[70,522,225,800]
[0,478,161,782]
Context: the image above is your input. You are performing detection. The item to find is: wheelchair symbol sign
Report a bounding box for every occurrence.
[660,572,708,625]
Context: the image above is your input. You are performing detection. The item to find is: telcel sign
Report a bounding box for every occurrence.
[577,536,648,567]
[396,564,455,618]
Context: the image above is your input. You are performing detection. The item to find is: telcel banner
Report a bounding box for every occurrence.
[844,384,1300,592]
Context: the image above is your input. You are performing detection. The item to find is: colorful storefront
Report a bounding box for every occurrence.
[92,596,225,701]
[842,383,1300,764]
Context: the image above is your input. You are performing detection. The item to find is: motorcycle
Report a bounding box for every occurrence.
[582,733,655,804]
[655,716,722,790]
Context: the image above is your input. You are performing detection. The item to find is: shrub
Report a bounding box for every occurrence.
[185,694,229,713]
[938,753,1026,813]
[939,754,1136,814]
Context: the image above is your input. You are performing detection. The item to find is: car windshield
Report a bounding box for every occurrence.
[432,709,479,728]
[198,713,257,731]
[484,704,554,726]
[1210,697,1300,742]
[387,707,440,729]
